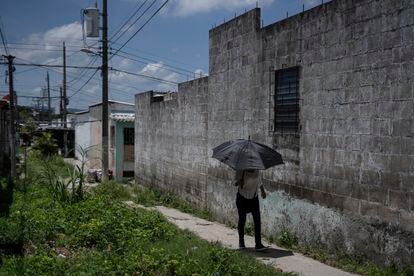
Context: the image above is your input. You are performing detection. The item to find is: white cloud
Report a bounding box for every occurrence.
[109,62,179,92]
[166,0,275,17]
[18,22,85,63]
[194,69,205,76]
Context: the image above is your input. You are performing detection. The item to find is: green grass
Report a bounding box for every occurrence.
[0,180,282,275]
[131,186,413,276]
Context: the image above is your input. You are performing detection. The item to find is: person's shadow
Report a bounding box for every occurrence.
[241,247,294,258]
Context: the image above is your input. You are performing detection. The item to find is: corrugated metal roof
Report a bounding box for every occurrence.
[110,112,135,122]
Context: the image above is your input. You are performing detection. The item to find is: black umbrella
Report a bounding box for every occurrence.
[212,139,283,171]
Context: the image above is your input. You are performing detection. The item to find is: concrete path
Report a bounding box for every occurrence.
[123,201,356,276]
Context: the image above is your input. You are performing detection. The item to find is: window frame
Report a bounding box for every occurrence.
[274,66,300,133]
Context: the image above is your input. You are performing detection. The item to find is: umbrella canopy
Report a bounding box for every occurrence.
[212,139,283,171]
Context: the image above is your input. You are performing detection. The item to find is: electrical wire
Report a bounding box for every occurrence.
[109,0,150,42]
[110,67,177,85]
[67,55,99,86]
[0,16,9,55]
[110,0,170,59]
[113,53,188,78]
[5,46,79,53]
[1,60,100,70]
[110,0,157,45]
[110,41,205,71]
[68,68,100,98]
[115,49,196,75]
[0,50,80,78]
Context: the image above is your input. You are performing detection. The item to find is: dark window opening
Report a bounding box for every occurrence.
[274,67,300,132]
[123,127,134,145]
[151,94,164,103]
[123,171,134,177]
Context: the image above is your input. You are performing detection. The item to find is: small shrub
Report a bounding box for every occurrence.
[31,132,58,158]
[277,226,298,248]
[93,181,132,200]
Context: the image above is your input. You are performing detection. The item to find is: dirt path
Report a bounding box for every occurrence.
[123,201,357,276]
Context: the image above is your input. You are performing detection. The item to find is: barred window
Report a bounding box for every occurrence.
[274,67,300,132]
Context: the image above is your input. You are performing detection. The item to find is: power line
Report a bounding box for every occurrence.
[111,41,205,71]
[0,50,80,78]
[109,0,150,42]
[0,61,100,70]
[69,68,100,98]
[114,52,190,78]
[5,46,80,53]
[110,0,170,59]
[7,42,96,49]
[0,16,9,55]
[111,67,178,85]
[115,49,196,74]
[110,0,157,45]
[67,55,99,86]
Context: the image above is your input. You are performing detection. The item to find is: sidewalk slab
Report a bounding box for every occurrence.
[123,201,357,276]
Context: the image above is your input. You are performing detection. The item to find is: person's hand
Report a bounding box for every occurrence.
[260,187,266,199]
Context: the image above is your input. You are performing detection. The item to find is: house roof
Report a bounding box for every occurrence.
[110,112,135,122]
[89,100,134,108]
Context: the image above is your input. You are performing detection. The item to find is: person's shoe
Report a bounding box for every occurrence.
[239,241,246,249]
[255,244,267,251]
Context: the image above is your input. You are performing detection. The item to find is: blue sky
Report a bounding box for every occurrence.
[0,0,328,111]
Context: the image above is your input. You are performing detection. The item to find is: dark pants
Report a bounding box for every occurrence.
[236,192,262,246]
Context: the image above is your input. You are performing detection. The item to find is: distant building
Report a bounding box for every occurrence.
[72,100,135,181]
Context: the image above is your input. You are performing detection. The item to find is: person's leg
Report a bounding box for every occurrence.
[236,193,247,248]
[251,196,264,249]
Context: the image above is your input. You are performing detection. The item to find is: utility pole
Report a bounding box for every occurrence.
[101,0,109,181]
[63,41,68,157]
[4,55,16,178]
[59,86,63,120]
[47,71,51,125]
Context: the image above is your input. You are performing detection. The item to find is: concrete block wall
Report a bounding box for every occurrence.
[135,78,209,205]
[135,0,414,266]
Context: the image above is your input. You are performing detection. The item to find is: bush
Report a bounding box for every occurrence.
[0,183,281,275]
[277,227,298,248]
[31,132,58,158]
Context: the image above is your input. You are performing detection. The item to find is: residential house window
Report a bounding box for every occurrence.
[274,67,300,132]
[123,128,134,145]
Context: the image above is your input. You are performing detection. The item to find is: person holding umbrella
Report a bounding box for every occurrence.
[212,138,284,251]
[235,169,267,250]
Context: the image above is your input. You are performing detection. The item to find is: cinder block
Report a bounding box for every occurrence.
[381,172,402,190]
[399,210,414,232]
[401,174,414,192]
[352,184,370,201]
[368,186,387,205]
[377,205,400,225]
[361,170,380,185]
[360,200,380,217]
[388,190,410,210]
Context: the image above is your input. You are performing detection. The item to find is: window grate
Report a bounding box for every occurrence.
[274,67,299,132]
